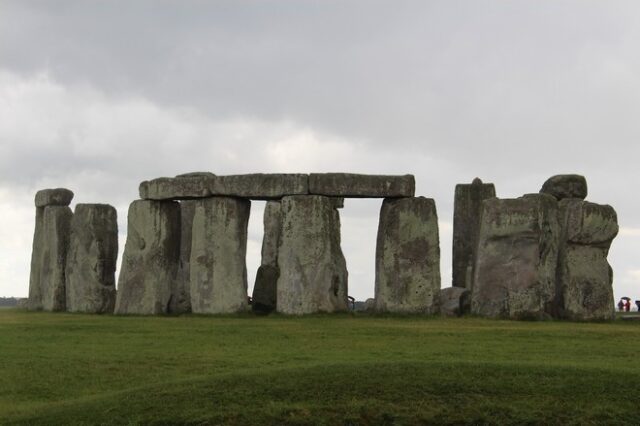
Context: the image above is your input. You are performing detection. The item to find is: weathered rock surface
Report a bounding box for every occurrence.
[452,178,496,289]
[190,197,250,314]
[375,197,441,314]
[252,265,279,314]
[260,201,282,267]
[439,287,470,316]
[114,200,180,315]
[65,204,118,313]
[28,206,73,311]
[472,194,560,319]
[309,173,415,198]
[364,298,376,312]
[170,200,196,314]
[140,173,308,200]
[540,174,587,201]
[277,195,348,314]
[34,188,74,207]
[557,200,618,320]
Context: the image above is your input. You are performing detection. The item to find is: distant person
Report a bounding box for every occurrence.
[635,300,640,312]
[625,300,631,312]
[618,300,625,311]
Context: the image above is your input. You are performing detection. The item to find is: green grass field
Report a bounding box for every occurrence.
[1,309,639,425]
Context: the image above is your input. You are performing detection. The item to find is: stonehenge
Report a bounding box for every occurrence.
[25,172,619,320]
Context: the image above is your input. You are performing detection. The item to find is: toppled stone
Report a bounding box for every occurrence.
[452,178,496,289]
[190,197,250,314]
[139,173,308,200]
[375,197,441,314]
[439,287,470,316]
[472,194,560,319]
[309,173,415,198]
[34,188,74,207]
[557,200,618,320]
[540,174,587,201]
[114,200,181,315]
[252,265,279,314]
[277,195,348,314]
[28,206,73,311]
[65,204,118,314]
[16,298,28,309]
[260,201,282,267]
[170,200,196,314]
[364,298,376,312]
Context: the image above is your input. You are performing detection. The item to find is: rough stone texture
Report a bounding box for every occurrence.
[114,200,180,315]
[190,197,250,314]
[140,173,308,200]
[364,298,376,312]
[439,287,470,316]
[34,188,74,207]
[374,197,441,314]
[65,204,118,313]
[471,194,560,319]
[309,173,415,198]
[16,298,28,309]
[252,265,279,314]
[276,195,348,314]
[260,201,282,267]
[557,199,618,320]
[452,178,496,289]
[28,206,73,311]
[540,174,588,201]
[210,174,308,199]
[170,200,196,314]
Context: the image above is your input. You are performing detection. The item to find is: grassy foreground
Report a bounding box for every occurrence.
[1,310,639,425]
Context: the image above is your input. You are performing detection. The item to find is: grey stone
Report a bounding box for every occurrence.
[65,204,118,313]
[330,197,345,209]
[439,287,470,316]
[276,195,348,314]
[260,201,282,267]
[540,174,588,201]
[309,173,415,198]
[374,197,441,314]
[364,298,376,312]
[190,197,250,314]
[170,200,196,314]
[452,178,496,289]
[252,265,279,314]
[28,206,73,311]
[139,175,214,200]
[210,174,308,199]
[557,200,618,320]
[114,200,180,315]
[471,194,560,319]
[34,188,74,208]
[16,298,28,309]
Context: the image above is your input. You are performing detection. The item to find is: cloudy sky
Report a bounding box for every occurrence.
[1,1,639,303]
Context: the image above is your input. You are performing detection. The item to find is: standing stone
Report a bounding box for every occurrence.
[65,204,118,313]
[540,174,587,201]
[472,194,560,319]
[557,200,618,320]
[114,200,180,315]
[252,201,282,314]
[34,188,74,208]
[190,197,250,314]
[170,200,196,314]
[375,197,441,314]
[452,178,496,289]
[28,206,73,311]
[277,195,348,314]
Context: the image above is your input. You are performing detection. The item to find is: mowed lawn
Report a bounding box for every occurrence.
[1,310,639,425]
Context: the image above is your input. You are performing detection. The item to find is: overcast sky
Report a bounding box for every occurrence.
[1,1,639,303]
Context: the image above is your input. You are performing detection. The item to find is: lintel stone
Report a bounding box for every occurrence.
[309,173,414,198]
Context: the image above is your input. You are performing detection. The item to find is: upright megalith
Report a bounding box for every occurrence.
[252,201,282,314]
[557,200,618,320]
[28,188,74,311]
[190,197,250,314]
[472,194,560,319]
[276,195,348,314]
[170,200,196,314]
[452,178,496,289]
[540,174,587,201]
[375,197,441,314]
[65,204,118,313]
[114,200,180,315]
